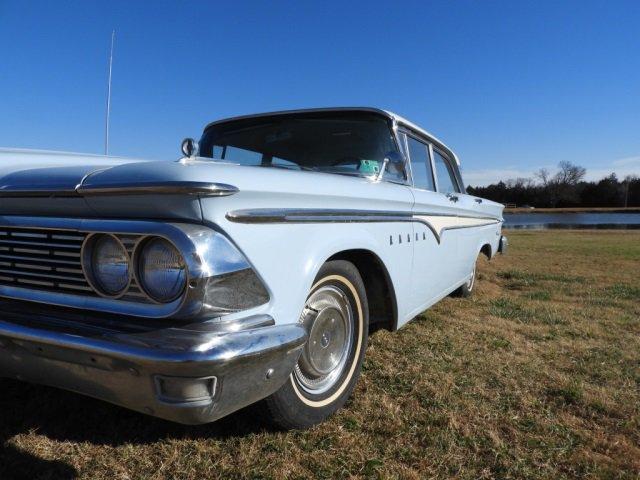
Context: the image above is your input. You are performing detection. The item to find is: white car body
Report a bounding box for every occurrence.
[0,108,506,424]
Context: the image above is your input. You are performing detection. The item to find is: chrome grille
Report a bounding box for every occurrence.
[0,226,91,293]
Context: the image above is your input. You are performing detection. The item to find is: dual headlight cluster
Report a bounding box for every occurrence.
[82,234,187,303]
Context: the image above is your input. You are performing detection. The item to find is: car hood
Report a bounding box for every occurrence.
[0,149,133,195]
[0,150,412,220]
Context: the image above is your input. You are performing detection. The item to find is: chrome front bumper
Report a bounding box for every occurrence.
[0,313,307,424]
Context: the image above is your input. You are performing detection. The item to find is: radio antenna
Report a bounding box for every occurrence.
[104,30,115,156]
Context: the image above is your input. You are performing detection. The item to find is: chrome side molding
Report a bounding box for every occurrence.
[226,208,501,223]
[226,208,502,244]
[226,208,416,224]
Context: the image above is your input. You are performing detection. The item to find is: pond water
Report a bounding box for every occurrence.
[503,212,640,230]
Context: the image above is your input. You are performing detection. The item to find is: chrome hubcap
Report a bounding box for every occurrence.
[294,285,353,394]
[467,264,476,290]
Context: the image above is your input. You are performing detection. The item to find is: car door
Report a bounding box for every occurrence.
[429,146,472,280]
[399,131,461,314]
[454,187,502,275]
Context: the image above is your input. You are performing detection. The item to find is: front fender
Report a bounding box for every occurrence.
[205,218,414,330]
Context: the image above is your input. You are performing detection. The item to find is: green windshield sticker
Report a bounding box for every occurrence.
[359,160,380,174]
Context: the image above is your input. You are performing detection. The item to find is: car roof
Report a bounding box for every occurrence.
[202,107,461,166]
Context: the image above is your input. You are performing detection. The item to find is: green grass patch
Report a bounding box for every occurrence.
[546,382,583,406]
[490,337,511,350]
[497,269,585,285]
[489,297,534,323]
[525,290,552,301]
[604,283,640,300]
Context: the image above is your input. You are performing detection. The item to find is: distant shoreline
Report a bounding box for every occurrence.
[504,207,640,214]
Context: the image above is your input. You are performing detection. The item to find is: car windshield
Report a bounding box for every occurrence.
[198,112,403,180]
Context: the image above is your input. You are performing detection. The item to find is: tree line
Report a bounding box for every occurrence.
[466,161,640,208]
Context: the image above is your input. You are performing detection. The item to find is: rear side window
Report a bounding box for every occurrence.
[406,136,435,191]
[433,150,460,194]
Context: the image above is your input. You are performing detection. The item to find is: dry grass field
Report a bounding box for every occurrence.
[1,230,638,479]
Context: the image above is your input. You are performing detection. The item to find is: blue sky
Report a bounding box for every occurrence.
[1,0,638,185]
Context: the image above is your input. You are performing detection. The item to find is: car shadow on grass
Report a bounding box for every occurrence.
[0,378,276,479]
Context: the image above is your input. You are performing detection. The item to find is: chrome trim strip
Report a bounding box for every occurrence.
[226,208,501,244]
[185,314,275,335]
[226,208,501,223]
[0,187,78,198]
[227,208,414,224]
[76,181,239,197]
[0,182,239,198]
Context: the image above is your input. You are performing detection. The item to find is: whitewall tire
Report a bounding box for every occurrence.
[452,260,477,298]
[262,260,369,429]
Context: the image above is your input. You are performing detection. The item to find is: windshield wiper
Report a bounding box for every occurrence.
[259,164,316,172]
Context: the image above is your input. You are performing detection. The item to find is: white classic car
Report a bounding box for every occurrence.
[0,108,506,428]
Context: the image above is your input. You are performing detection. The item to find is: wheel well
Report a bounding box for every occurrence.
[327,249,397,333]
[480,243,492,259]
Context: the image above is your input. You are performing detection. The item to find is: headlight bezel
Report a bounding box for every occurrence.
[81,233,132,298]
[72,220,269,319]
[133,236,188,304]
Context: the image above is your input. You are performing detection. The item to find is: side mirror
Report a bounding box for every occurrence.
[181,138,199,158]
[377,151,406,181]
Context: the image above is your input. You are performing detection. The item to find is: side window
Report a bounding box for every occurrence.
[433,150,460,194]
[407,136,435,191]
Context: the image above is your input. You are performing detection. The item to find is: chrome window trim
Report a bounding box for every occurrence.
[395,124,466,195]
[392,129,413,186]
[431,146,463,194]
[400,129,437,193]
[389,120,412,186]
[0,217,268,319]
[428,142,440,193]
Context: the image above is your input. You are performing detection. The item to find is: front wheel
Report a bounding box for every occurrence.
[262,260,369,429]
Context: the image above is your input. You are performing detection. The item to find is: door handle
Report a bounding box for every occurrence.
[446,193,459,203]
[475,198,483,204]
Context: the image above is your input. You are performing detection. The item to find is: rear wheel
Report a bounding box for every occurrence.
[262,260,369,429]
[452,260,476,298]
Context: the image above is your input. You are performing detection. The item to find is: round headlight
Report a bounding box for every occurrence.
[90,235,130,296]
[137,238,187,303]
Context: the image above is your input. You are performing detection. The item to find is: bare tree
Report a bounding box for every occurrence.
[556,161,586,185]
[533,162,587,207]
[535,168,550,186]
